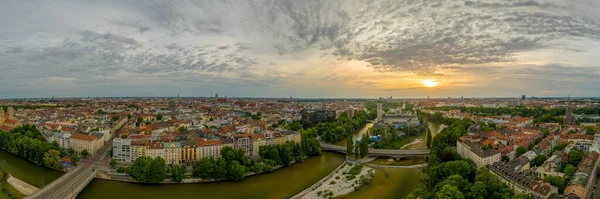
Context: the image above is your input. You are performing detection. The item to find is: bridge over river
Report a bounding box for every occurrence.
[26,136,114,199]
[319,143,430,159]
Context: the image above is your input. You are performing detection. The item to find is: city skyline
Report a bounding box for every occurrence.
[2,0,600,98]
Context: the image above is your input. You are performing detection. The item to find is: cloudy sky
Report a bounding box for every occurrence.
[2,0,600,98]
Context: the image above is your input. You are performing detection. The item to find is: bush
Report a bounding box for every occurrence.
[117,167,126,173]
[330,180,337,185]
[360,175,371,185]
[346,175,356,181]
[317,191,323,196]
[335,176,340,180]
[348,165,363,176]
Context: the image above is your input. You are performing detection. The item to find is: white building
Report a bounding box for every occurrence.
[51,132,71,149]
[112,138,131,162]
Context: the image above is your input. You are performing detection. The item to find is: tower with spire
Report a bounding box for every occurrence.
[564,95,576,125]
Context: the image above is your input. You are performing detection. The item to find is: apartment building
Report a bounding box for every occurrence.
[490,161,557,199]
[233,134,253,157]
[130,139,148,161]
[146,142,165,160]
[51,132,71,149]
[70,134,102,156]
[181,140,198,163]
[164,142,182,165]
[197,140,225,158]
[457,139,501,167]
[113,138,131,162]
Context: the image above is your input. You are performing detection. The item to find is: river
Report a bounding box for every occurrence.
[335,123,374,146]
[0,121,446,199]
[335,121,446,199]
[0,150,63,198]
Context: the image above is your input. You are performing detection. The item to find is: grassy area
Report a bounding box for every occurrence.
[2,182,26,199]
[372,134,421,149]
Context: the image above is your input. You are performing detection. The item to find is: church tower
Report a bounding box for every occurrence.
[564,95,576,125]
[0,108,4,125]
[7,107,14,120]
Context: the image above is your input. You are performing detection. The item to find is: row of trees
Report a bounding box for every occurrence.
[431,106,600,124]
[258,141,305,167]
[317,111,370,143]
[346,133,370,159]
[129,156,167,183]
[192,139,322,182]
[0,125,65,170]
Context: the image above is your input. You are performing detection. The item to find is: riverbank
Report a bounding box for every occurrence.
[78,152,346,199]
[6,174,38,195]
[104,159,303,184]
[300,164,373,199]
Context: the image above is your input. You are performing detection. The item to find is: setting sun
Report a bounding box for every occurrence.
[423,79,439,88]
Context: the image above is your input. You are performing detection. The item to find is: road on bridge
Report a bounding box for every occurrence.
[26,131,117,199]
[319,143,430,156]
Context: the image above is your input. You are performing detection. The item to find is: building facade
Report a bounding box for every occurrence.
[113,138,131,162]
[181,140,198,163]
[457,139,501,167]
[197,140,225,158]
[51,132,71,149]
[164,142,182,165]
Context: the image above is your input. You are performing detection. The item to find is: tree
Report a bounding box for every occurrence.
[213,158,227,180]
[359,134,369,158]
[279,144,294,166]
[426,129,432,148]
[354,144,359,159]
[501,156,510,162]
[112,116,120,121]
[227,160,247,181]
[68,148,75,155]
[194,157,215,179]
[71,153,80,166]
[120,135,128,139]
[568,149,583,166]
[43,150,62,170]
[156,114,163,120]
[171,164,184,182]
[130,156,152,182]
[515,146,528,157]
[178,126,187,132]
[81,150,90,159]
[435,184,465,199]
[532,155,547,167]
[564,164,577,177]
[110,158,117,168]
[469,181,488,199]
[149,157,167,183]
[346,137,354,156]
[545,176,566,193]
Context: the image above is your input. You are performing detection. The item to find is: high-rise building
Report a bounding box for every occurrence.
[346,107,354,118]
[377,103,383,123]
[521,95,526,100]
[565,95,576,125]
[215,93,219,102]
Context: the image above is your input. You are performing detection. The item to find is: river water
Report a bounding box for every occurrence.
[335,123,374,146]
[0,122,446,199]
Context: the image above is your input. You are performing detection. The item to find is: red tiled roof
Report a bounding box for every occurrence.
[197,140,222,147]
[70,134,95,141]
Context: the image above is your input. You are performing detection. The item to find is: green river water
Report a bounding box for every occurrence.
[0,122,445,199]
